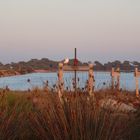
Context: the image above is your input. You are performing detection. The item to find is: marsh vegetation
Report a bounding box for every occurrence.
[0,88,140,140]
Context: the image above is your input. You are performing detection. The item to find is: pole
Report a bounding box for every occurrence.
[111,68,114,89]
[58,63,64,102]
[74,48,77,92]
[135,68,139,97]
[88,64,94,95]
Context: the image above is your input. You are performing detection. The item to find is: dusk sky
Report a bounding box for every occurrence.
[0,0,140,64]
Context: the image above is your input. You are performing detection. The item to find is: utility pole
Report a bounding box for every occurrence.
[74,48,77,92]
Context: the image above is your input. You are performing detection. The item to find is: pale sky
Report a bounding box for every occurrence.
[0,0,140,63]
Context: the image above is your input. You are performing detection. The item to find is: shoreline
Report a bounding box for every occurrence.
[0,69,134,78]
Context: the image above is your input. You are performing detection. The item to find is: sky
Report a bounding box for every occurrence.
[0,0,140,64]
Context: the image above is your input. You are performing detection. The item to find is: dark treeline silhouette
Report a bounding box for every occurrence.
[0,58,139,74]
[94,60,139,72]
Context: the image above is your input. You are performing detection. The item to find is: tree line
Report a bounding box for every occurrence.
[0,58,139,74]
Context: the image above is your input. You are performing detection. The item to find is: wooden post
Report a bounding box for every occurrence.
[58,63,64,99]
[88,64,94,96]
[111,67,120,91]
[135,68,139,97]
[116,68,120,91]
[117,75,120,91]
[111,68,115,89]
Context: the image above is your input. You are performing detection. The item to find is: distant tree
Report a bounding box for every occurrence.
[94,61,104,71]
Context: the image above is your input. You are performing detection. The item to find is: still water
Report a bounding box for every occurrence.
[0,72,138,91]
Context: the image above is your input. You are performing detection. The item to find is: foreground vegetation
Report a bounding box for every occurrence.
[0,89,140,140]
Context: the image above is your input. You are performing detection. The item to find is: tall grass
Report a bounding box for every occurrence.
[0,89,139,140]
